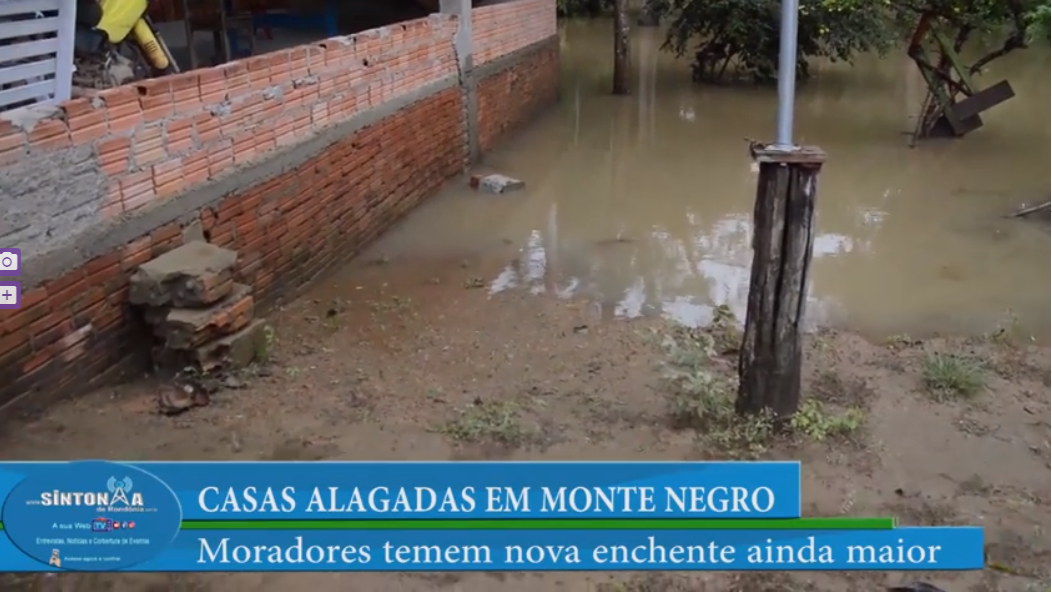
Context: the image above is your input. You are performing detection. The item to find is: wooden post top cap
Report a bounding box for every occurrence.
[748,143,827,164]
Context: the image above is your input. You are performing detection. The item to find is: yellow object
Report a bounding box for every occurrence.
[95,0,150,44]
[130,18,172,71]
[95,0,172,72]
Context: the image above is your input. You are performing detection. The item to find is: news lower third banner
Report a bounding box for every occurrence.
[0,460,983,572]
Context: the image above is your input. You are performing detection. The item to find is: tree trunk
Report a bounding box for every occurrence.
[736,145,826,422]
[612,0,630,95]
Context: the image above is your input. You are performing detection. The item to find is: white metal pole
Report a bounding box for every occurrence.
[774,0,800,148]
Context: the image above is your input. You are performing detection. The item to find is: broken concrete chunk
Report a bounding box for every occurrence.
[162,283,254,350]
[129,241,238,307]
[469,174,525,194]
[191,319,270,372]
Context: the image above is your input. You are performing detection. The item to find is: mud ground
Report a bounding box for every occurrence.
[0,251,1048,592]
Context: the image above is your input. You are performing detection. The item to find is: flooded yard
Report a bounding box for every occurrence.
[1,20,1049,592]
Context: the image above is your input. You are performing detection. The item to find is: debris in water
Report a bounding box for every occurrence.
[1006,200,1050,219]
[157,383,209,416]
[887,584,947,592]
[470,174,525,194]
[594,236,634,247]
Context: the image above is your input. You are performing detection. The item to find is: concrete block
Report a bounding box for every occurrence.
[129,241,237,307]
[160,283,254,350]
[191,319,270,372]
[469,174,525,194]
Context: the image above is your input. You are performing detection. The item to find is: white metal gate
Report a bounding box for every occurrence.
[0,0,76,111]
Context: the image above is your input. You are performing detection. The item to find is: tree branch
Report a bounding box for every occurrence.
[952,24,972,52]
[968,1,1029,75]
[968,33,1025,74]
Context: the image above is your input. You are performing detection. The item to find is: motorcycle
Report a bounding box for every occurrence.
[74,0,180,88]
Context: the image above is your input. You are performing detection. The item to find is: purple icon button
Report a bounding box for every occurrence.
[0,248,20,276]
[0,281,20,309]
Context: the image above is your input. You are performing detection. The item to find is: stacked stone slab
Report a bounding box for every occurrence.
[130,241,268,372]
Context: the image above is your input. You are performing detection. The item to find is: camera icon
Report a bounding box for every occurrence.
[0,248,21,276]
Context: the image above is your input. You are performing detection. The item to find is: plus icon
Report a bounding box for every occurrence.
[0,281,21,309]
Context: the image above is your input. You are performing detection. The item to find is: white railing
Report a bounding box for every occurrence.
[0,0,76,111]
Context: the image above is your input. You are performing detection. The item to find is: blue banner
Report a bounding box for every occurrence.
[0,526,984,571]
[0,460,985,572]
[0,460,803,520]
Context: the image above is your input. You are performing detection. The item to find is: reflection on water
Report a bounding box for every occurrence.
[490,206,867,328]
[370,20,1051,341]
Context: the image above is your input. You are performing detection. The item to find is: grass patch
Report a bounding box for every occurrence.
[790,399,864,442]
[922,352,985,400]
[657,323,771,458]
[657,317,865,458]
[254,324,276,363]
[982,308,1032,345]
[368,295,414,314]
[437,400,528,447]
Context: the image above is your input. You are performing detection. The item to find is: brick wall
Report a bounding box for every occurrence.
[471,0,557,65]
[472,0,560,152]
[0,0,559,417]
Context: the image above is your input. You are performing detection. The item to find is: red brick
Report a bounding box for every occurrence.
[96,137,133,175]
[194,113,223,145]
[121,236,152,271]
[139,88,174,122]
[150,223,181,246]
[222,62,250,97]
[133,125,165,166]
[0,19,559,428]
[19,288,49,312]
[23,349,53,374]
[27,119,70,150]
[169,72,203,115]
[198,67,228,104]
[152,158,185,199]
[0,327,28,358]
[208,140,234,176]
[118,170,156,212]
[99,86,143,134]
[183,151,210,186]
[63,98,109,143]
[166,118,195,155]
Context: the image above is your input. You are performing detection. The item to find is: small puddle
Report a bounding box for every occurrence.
[360,20,1051,342]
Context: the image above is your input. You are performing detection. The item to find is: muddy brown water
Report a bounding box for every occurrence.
[1,19,1049,592]
[374,20,1051,342]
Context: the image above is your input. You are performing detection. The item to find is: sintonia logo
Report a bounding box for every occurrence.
[36,476,145,509]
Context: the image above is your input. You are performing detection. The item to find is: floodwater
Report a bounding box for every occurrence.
[368,20,1051,341]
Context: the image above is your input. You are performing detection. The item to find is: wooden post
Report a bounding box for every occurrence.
[182,0,198,69]
[612,0,630,95]
[736,144,826,422]
[218,0,233,64]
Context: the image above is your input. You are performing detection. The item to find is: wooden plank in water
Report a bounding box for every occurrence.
[939,112,983,137]
[1008,201,1050,218]
[950,80,1015,122]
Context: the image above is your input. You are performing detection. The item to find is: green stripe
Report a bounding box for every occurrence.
[0,518,895,531]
